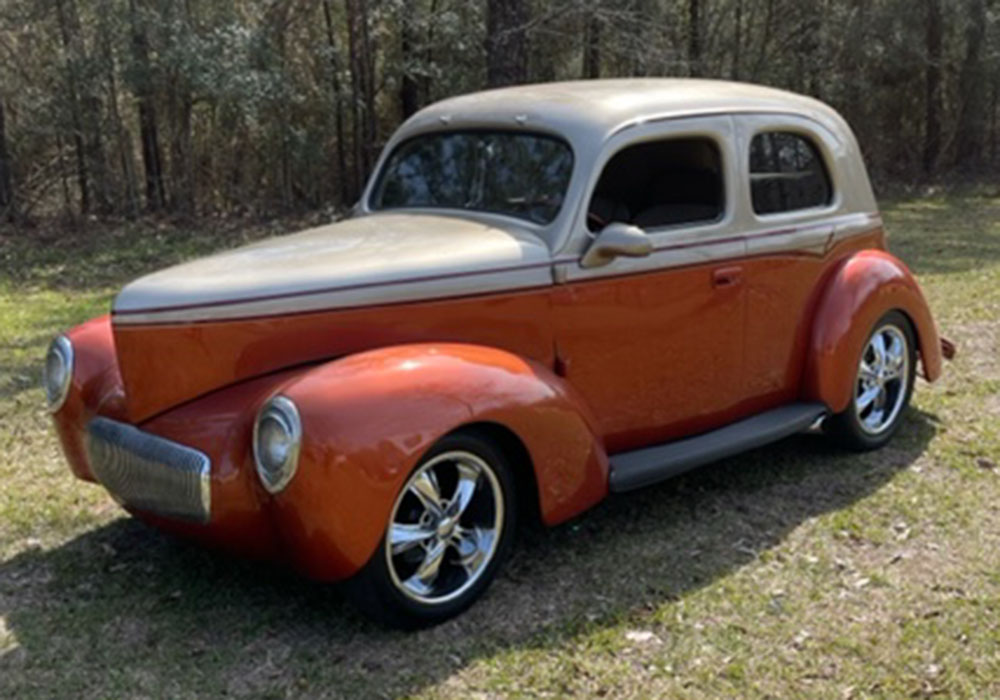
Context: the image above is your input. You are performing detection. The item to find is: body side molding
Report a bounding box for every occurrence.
[608,402,828,492]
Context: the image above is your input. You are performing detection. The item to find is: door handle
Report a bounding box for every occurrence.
[712,266,743,288]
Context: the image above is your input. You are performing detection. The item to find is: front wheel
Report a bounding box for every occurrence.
[344,430,517,628]
[826,310,916,451]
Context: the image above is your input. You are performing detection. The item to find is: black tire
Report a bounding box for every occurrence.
[825,310,917,451]
[343,429,517,629]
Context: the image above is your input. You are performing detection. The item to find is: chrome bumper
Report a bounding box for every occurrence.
[86,417,211,523]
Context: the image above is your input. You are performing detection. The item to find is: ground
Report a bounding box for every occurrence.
[1,195,998,699]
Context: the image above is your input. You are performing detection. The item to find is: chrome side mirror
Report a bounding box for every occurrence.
[580,223,653,268]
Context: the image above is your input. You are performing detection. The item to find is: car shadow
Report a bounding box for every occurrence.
[0,407,938,698]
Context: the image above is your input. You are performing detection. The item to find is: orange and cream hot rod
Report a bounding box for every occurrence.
[44,79,949,628]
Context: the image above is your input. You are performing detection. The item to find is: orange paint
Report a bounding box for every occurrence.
[551,257,745,452]
[268,344,607,579]
[803,249,942,412]
[113,289,554,423]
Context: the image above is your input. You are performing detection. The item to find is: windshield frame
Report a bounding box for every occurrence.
[366,128,576,227]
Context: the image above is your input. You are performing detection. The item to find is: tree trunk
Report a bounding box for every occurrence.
[582,6,600,79]
[731,0,742,80]
[170,91,194,215]
[322,0,350,205]
[169,0,196,215]
[358,0,377,175]
[399,11,420,119]
[485,0,528,87]
[954,0,988,170]
[842,0,866,128]
[0,97,13,221]
[128,0,166,211]
[991,78,998,168]
[422,0,438,104]
[923,0,943,175]
[751,0,774,81]
[687,0,701,77]
[344,0,365,198]
[54,0,90,215]
[98,0,140,217]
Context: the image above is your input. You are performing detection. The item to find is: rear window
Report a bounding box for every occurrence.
[749,132,832,215]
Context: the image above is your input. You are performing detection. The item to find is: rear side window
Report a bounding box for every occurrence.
[749,132,832,215]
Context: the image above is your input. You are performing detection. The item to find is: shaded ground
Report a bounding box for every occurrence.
[1,196,999,699]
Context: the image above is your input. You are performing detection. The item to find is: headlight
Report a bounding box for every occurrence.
[252,395,302,494]
[43,335,74,412]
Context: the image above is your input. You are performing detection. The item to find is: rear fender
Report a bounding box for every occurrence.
[803,250,942,413]
[272,343,608,580]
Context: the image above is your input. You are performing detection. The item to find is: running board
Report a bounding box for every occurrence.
[608,402,828,493]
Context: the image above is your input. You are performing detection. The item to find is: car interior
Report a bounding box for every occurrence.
[586,137,724,233]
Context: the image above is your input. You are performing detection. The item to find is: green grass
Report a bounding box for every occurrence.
[1,197,999,699]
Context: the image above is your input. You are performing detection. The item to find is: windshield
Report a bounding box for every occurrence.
[370,130,574,225]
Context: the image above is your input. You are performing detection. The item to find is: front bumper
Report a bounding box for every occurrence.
[87,417,211,523]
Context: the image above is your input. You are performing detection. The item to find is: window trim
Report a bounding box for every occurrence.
[579,122,735,246]
[746,126,839,221]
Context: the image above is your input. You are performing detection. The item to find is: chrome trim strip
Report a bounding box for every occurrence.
[113,263,553,325]
[114,259,555,318]
[86,417,211,523]
[559,212,881,283]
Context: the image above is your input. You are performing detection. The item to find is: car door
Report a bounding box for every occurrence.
[550,116,749,454]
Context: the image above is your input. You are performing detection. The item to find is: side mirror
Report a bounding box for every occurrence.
[580,223,653,269]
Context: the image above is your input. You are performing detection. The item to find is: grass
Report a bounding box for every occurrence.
[1,196,999,699]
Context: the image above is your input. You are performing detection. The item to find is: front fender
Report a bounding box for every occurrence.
[271,343,609,580]
[803,250,942,413]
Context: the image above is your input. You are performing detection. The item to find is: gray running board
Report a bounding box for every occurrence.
[608,402,828,493]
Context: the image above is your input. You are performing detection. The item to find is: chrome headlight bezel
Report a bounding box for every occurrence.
[252,395,302,494]
[43,335,74,413]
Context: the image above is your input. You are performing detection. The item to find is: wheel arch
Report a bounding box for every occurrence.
[446,421,543,530]
[802,249,942,413]
[267,342,608,581]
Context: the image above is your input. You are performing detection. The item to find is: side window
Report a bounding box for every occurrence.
[586,137,724,232]
[749,131,832,215]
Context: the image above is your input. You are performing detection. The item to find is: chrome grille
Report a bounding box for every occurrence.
[86,417,211,523]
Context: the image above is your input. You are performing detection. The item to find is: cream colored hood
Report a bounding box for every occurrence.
[112,213,553,324]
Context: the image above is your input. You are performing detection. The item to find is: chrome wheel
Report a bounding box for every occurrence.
[854,323,910,435]
[385,450,504,605]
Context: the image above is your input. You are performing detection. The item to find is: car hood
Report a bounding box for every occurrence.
[112,212,552,324]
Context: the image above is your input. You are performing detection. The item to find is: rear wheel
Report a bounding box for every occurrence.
[344,430,516,628]
[826,310,916,451]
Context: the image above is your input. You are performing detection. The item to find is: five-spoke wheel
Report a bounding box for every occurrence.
[827,310,916,450]
[345,430,516,628]
[854,323,909,435]
[386,450,504,605]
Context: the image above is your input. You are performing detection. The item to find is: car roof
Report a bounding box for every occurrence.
[399,79,850,144]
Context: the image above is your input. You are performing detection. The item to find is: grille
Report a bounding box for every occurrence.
[86,417,211,523]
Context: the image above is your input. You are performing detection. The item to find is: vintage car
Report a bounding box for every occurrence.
[45,79,949,627]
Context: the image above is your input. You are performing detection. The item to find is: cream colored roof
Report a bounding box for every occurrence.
[398,79,848,143]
